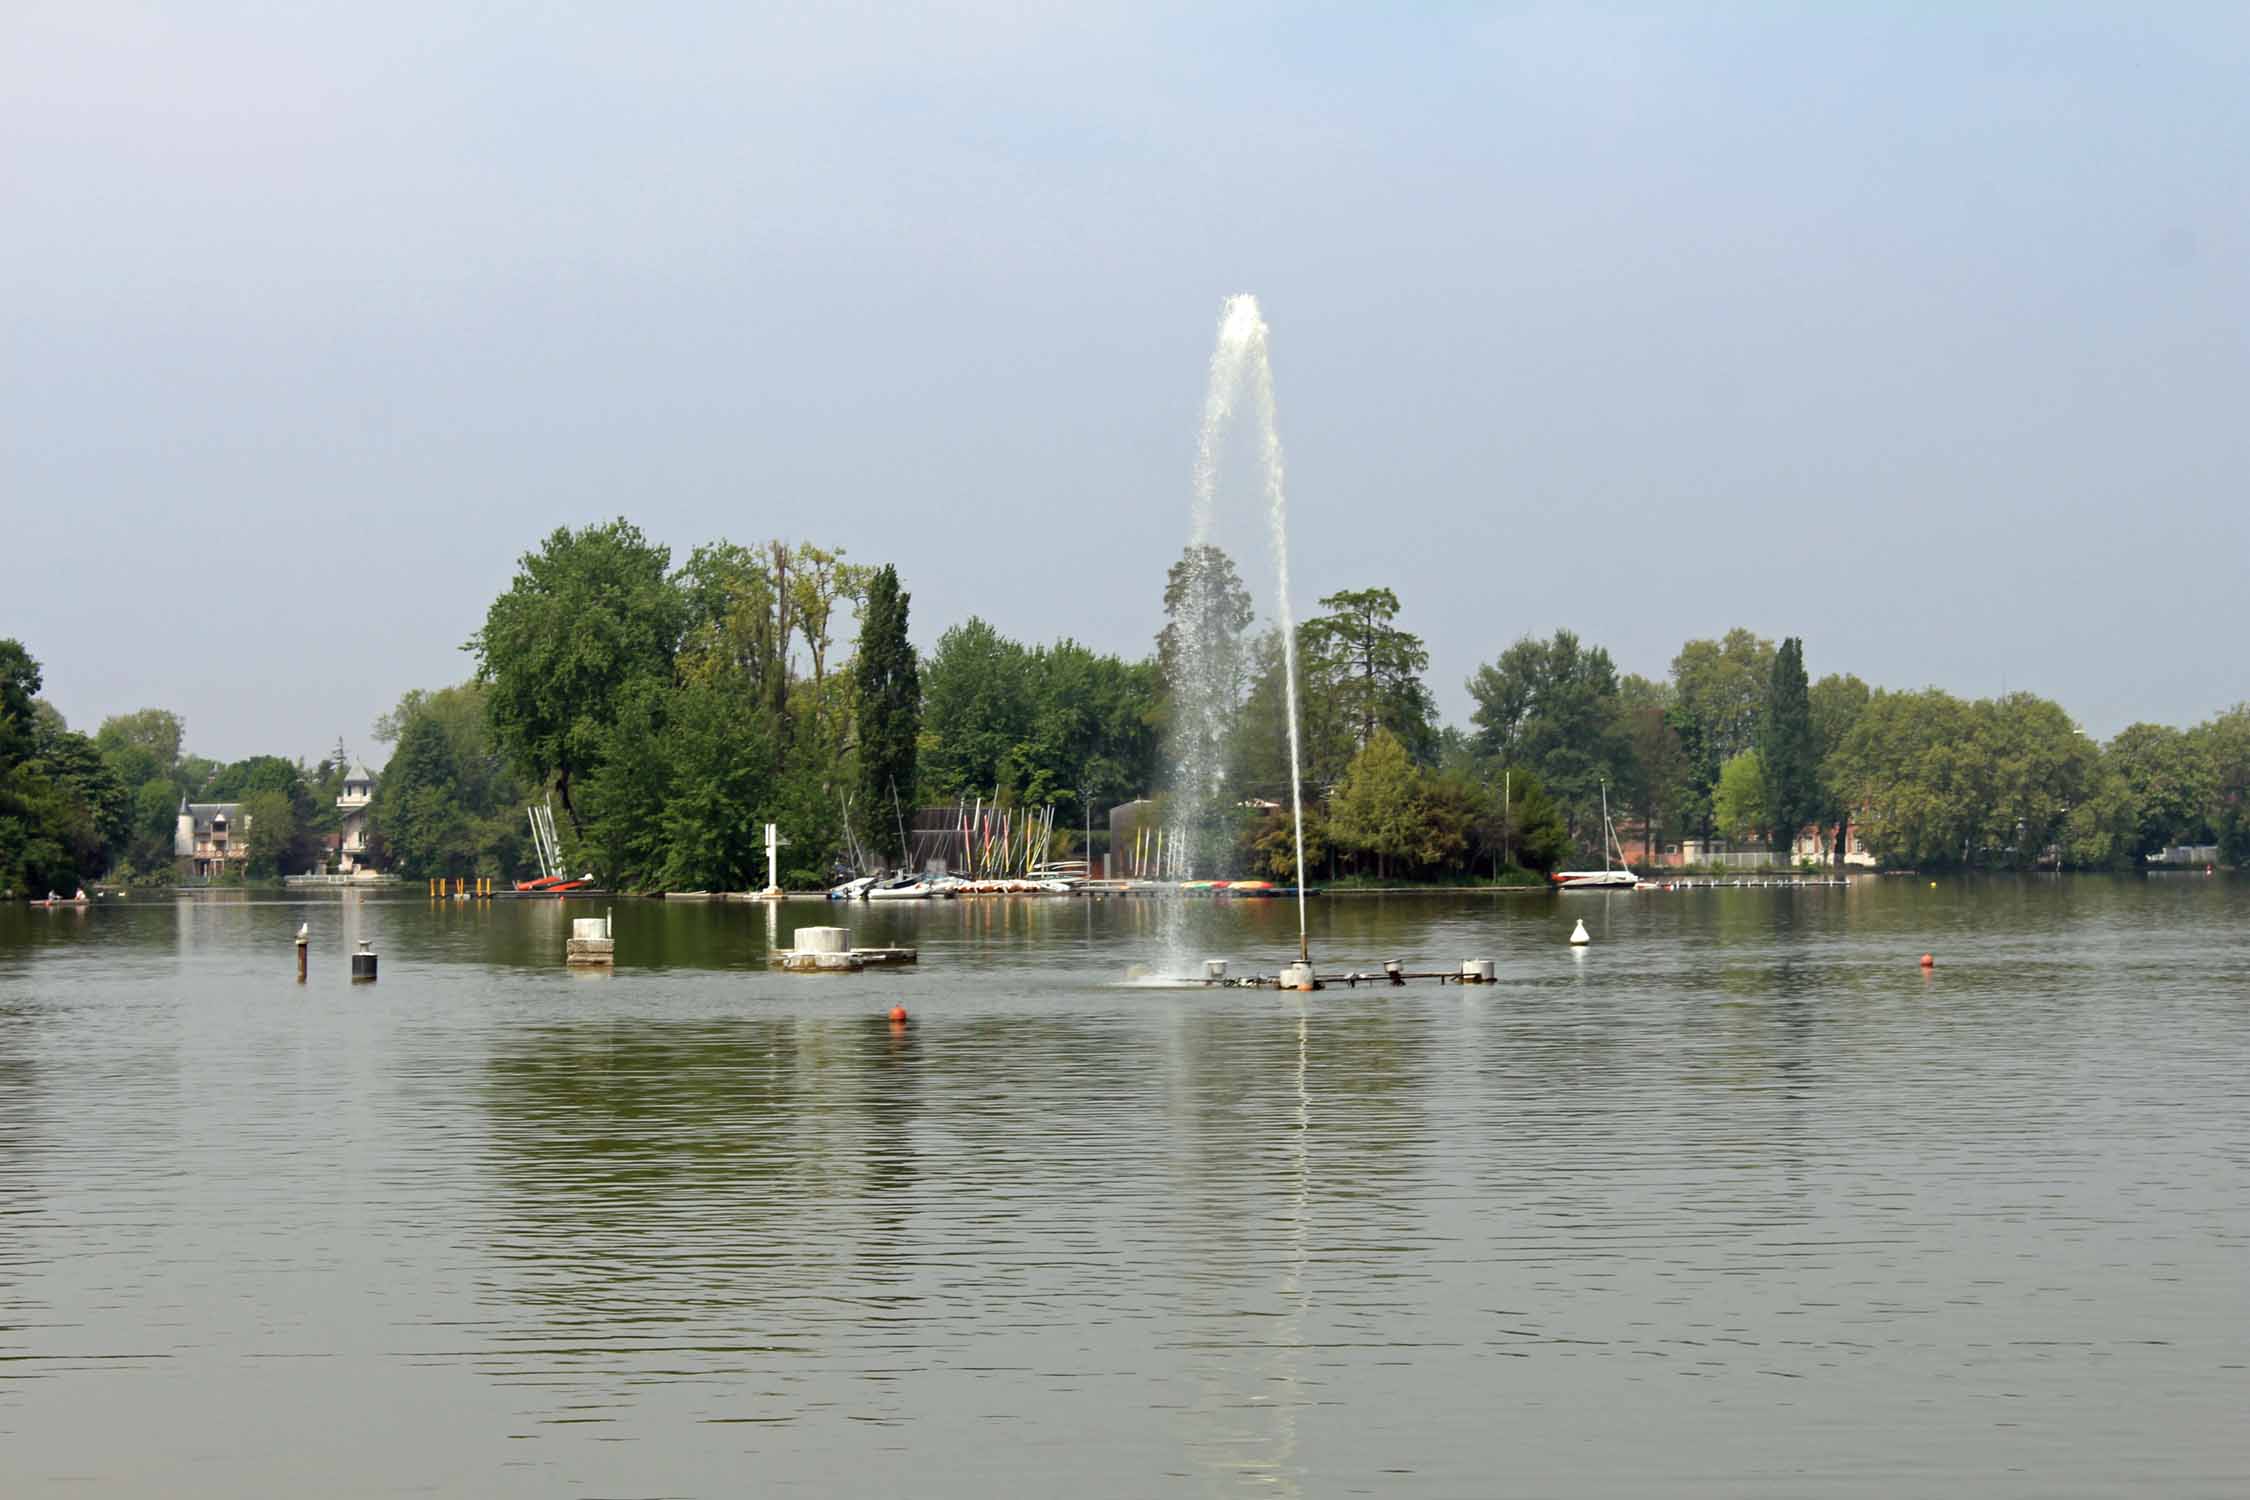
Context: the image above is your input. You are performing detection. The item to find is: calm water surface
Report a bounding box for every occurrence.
[2,880,2245,1497]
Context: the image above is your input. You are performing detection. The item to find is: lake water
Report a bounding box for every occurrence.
[3,879,2246,1497]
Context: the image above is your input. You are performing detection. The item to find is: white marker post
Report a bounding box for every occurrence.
[762,822,790,899]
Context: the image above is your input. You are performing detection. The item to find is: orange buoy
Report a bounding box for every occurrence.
[1919,953,1935,969]
[888,1005,908,1023]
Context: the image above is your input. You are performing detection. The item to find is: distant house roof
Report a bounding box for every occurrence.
[183,801,247,832]
[346,763,375,783]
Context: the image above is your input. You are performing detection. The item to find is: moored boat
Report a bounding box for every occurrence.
[1552,781,1642,892]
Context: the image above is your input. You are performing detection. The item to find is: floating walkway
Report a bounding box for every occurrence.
[1644,877,1851,890]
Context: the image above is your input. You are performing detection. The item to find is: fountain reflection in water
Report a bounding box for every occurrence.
[1162,294,1311,977]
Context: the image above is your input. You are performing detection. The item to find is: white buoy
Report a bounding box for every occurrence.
[1569,919,1590,946]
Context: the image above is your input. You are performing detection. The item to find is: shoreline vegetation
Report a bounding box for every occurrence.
[65,867,2218,907]
[6,520,2246,899]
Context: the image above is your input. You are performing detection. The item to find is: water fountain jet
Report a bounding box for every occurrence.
[1162,294,1311,977]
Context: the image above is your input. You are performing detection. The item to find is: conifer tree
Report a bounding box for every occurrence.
[1758,637,1817,855]
[852,565,920,864]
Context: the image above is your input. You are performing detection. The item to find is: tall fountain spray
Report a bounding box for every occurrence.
[1164,294,1312,970]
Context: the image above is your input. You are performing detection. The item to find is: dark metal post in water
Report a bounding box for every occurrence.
[295,934,307,983]
[351,940,377,983]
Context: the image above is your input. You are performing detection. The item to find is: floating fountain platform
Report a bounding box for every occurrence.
[1160,957,1498,990]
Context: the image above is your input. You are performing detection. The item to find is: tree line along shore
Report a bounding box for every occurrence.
[5,519,2246,897]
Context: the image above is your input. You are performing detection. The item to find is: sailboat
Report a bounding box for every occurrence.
[1552,781,1642,891]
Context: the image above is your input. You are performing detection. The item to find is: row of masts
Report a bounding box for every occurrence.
[1121,823,1191,882]
[835,790,1087,881]
[525,800,565,881]
[939,796,1080,881]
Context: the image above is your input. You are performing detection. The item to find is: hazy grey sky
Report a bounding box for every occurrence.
[7,2,2245,766]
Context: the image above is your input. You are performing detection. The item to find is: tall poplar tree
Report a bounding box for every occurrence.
[852,564,920,863]
[1758,636,1817,855]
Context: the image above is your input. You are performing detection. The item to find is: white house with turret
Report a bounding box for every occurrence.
[337,764,375,873]
[176,799,250,878]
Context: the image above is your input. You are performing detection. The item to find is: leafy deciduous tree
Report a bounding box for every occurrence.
[474,519,683,836]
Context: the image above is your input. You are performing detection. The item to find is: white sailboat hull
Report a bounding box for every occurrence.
[1552,869,1642,890]
[1552,782,1640,890]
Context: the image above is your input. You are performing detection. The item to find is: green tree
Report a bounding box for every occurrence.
[1297,587,1436,763]
[2106,722,2215,856]
[0,694,132,890]
[1243,798,1330,883]
[650,676,779,890]
[576,677,675,886]
[1467,629,1629,845]
[1327,729,1424,880]
[1974,693,2098,868]
[919,617,1033,801]
[2062,759,2136,869]
[1491,767,1570,875]
[1670,629,1775,839]
[239,788,299,878]
[371,715,465,877]
[1007,641,1159,815]
[852,564,920,862]
[94,708,184,791]
[1231,627,1355,793]
[0,640,40,769]
[1713,750,1766,843]
[125,779,183,876]
[2197,706,2250,864]
[473,519,683,836]
[1758,638,1817,855]
[1829,688,1979,866]
[1156,544,1256,722]
[785,543,873,757]
[1615,674,1691,861]
[1809,673,1871,862]
[369,682,532,879]
[1828,688,2096,868]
